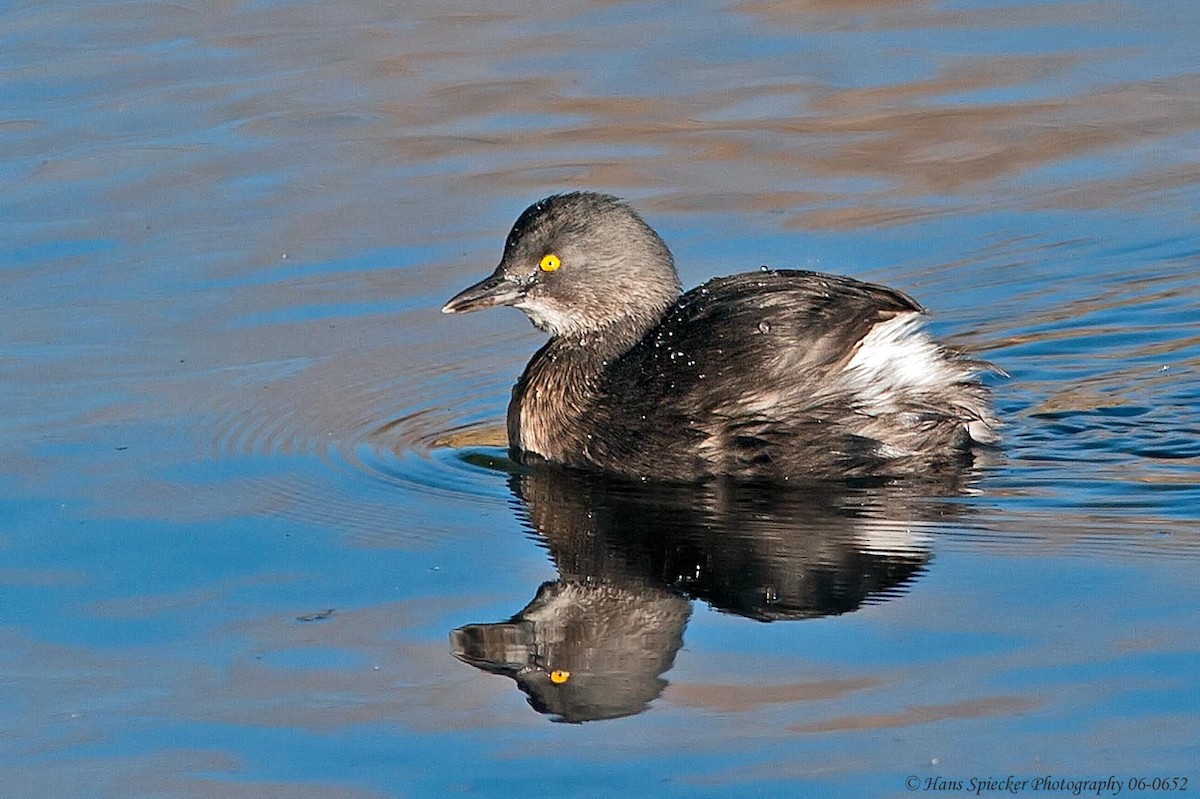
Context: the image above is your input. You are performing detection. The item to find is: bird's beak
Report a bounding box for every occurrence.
[442,270,525,314]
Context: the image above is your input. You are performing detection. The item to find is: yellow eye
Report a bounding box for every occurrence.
[539,253,562,272]
[550,669,570,684]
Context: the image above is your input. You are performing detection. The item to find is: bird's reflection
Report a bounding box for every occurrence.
[452,459,976,722]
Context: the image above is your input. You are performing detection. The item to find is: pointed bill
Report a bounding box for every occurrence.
[442,271,525,314]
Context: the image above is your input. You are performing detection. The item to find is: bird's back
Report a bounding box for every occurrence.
[576,269,997,480]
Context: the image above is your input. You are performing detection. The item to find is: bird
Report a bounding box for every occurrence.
[443,192,999,481]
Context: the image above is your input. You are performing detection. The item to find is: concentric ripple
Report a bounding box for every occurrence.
[190,314,538,544]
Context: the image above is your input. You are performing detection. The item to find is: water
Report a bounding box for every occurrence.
[3,0,1199,796]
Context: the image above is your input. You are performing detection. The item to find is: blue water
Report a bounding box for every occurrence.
[2,0,1199,796]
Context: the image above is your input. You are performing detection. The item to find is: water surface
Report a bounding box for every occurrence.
[2,0,1199,796]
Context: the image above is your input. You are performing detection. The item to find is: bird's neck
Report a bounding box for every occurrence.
[507,320,650,465]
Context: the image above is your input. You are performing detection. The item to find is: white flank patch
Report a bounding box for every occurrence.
[842,312,964,411]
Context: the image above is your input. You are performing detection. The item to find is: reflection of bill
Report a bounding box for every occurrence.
[451,462,969,722]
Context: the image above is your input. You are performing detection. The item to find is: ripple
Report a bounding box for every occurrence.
[173,221,1200,559]
[185,316,537,545]
[346,415,512,502]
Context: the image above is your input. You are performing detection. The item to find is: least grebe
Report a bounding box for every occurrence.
[443,192,999,480]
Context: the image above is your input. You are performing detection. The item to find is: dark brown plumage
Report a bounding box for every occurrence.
[443,192,999,481]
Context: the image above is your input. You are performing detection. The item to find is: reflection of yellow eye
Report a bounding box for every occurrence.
[539,254,562,272]
[550,669,570,684]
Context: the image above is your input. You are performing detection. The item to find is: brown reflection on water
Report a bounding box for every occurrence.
[10,750,391,799]
[667,677,881,713]
[377,66,1200,225]
[14,0,1199,294]
[735,0,1116,30]
[104,758,391,799]
[787,695,1039,733]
